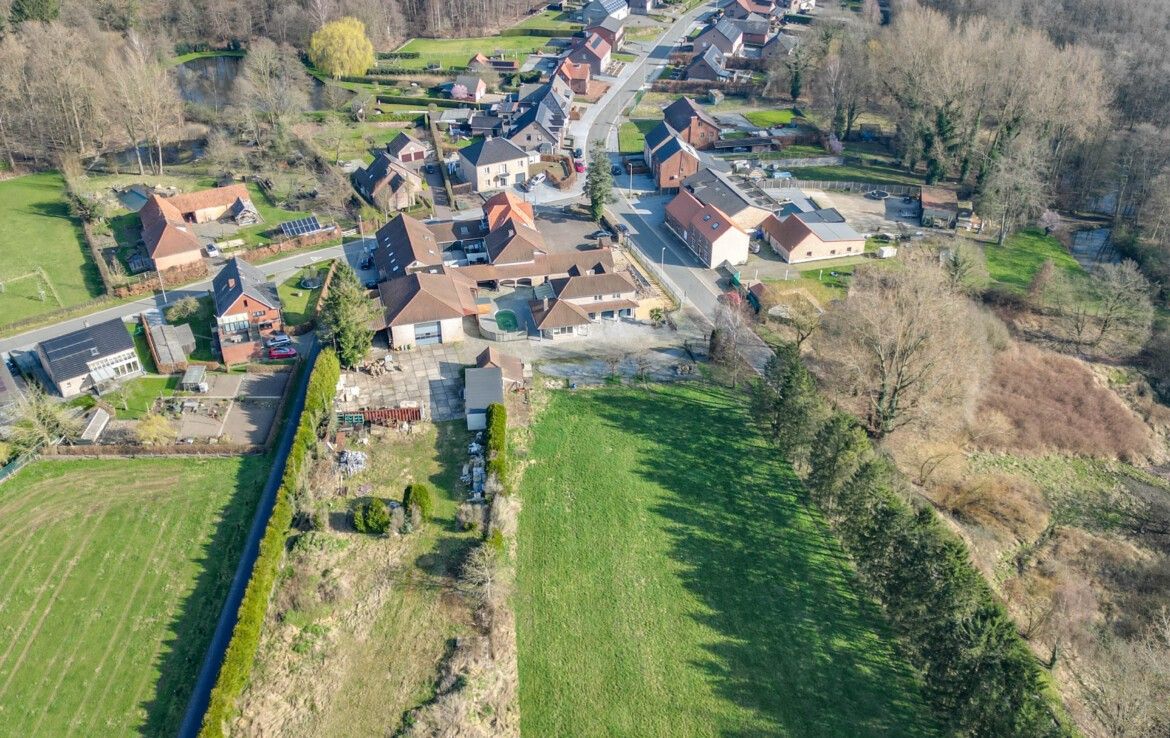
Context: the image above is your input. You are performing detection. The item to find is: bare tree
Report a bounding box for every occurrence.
[978,135,1051,246]
[812,252,992,437]
[711,297,753,387]
[232,37,310,144]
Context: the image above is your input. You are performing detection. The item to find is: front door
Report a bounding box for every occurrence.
[415,321,442,345]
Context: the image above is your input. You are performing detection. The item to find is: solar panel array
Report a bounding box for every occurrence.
[280,215,324,237]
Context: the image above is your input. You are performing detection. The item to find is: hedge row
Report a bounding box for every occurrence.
[485,403,508,485]
[498,27,577,38]
[377,93,489,110]
[752,347,1070,736]
[377,50,421,59]
[198,349,341,738]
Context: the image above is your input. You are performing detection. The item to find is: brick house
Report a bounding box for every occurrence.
[568,32,612,76]
[212,257,283,365]
[664,189,750,268]
[650,136,701,192]
[662,97,721,150]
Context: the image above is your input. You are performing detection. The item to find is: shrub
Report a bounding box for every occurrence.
[403,483,433,521]
[364,498,391,534]
[977,344,1150,459]
[485,403,508,484]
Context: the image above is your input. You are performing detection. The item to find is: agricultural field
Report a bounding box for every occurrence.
[395,35,558,70]
[0,173,105,326]
[516,384,938,737]
[0,456,268,736]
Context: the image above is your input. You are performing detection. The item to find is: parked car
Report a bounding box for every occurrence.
[573,147,583,159]
[204,243,220,258]
[364,278,379,289]
[268,345,297,359]
[529,172,547,188]
[587,229,615,240]
[266,333,291,347]
[574,160,586,173]
[611,164,623,176]
[359,255,374,270]
[866,190,891,200]
[615,223,629,235]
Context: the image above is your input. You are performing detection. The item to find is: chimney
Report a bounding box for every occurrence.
[228,278,236,289]
[542,296,549,312]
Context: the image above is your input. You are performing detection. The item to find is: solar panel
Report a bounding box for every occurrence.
[280,215,325,237]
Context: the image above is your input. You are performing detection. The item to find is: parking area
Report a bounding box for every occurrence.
[530,205,617,253]
[806,189,923,235]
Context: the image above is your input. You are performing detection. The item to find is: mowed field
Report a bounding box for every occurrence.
[516,384,940,737]
[0,456,267,736]
[0,173,104,326]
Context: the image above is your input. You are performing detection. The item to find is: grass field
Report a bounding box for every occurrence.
[784,163,926,186]
[0,173,104,326]
[516,384,938,737]
[0,456,268,736]
[744,109,797,127]
[511,9,580,31]
[167,295,217,361]
[105,374,180,419]
[277,266,329,326]
[618,119,659,154]
[395,35,557,69]
[982,228,1083,292]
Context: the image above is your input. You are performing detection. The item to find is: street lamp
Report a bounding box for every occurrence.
[660,246,666,266]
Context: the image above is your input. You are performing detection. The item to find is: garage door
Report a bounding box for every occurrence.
[415,321,442,345]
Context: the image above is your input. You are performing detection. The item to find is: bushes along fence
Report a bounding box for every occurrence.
[197,349,341,738]
[485,402,508,486]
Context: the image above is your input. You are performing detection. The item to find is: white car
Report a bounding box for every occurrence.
[204,243,220,258]
[528,172,547,188]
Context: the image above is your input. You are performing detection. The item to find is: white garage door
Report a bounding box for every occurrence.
[415,321,442,345]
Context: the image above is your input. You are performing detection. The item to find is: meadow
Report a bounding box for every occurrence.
[0,455,267,736]
[516,384,940,737]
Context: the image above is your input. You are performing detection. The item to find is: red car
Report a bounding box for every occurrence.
[574,160,586,173]
[268,345,298,360]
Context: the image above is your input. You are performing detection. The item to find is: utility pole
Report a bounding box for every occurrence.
[158,269,168,305]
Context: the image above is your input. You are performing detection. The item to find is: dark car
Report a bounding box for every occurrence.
[364,278,379,289]
[615,223,629,235]
[359,255,374,270]
[268,345,297,360]
[587,229,615,240]
[611,164,623,176]
[573,147,584,159]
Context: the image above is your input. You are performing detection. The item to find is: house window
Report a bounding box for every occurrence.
[612,293,620,298]
[846,246,853,252]
[594,294,602,300]
[253,310,266,317]
[806,251,812,256]
[830,250,837,255]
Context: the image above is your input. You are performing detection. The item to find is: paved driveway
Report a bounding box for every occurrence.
[339,344,466,422]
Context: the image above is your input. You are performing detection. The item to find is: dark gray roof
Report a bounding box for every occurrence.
[651,136,697,166]
[590,15,624,32]
[460,137,528,167]
[684,167,754,216]
[733,13,770,35]
[663,96,719,131]
[644,121,678,153]
[795,208,862,241]
[688,46,731,78]
[584,0,627,15]
[212,257,280,316]
[711,18,743,43]
[39,319,135,382]
[386,131,425,157]
[464,366,504,413]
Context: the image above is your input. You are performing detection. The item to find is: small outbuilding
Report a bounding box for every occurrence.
[464,367,504,431]
[180,365,209,393]
[920,186,959,229]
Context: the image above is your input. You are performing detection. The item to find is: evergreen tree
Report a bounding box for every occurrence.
[319,263,376,367]
[750,344,824,461]
[805,413,870,512]
[403,483,433,521]
[363,498,391,534]
[584,139,614,222]
[10,0,59,24]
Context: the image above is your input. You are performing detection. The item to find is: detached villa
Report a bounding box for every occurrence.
[139,184,258,271]
[458,137,534,192]
[36,319,142,398]
[212,257,283,364]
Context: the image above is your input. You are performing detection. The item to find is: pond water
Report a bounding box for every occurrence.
[174,55,351,112]
[1069,227,1117,269]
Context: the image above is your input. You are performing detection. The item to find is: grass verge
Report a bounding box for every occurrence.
[981,228,1083,292]
[618,119,658,155]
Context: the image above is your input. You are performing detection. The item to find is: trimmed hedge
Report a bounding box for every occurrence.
[198,349,341,738]
[498,27,577,38]
[378,51,421,59]
[485,403,508,485]
[377,93,488,110]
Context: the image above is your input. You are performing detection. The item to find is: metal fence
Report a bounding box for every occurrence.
[761,179,920,197]
[0,445,42,486]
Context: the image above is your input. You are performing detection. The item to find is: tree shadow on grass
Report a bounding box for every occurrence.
[584,386,941,737]
[138,455,269,736]
[24,201,106,299]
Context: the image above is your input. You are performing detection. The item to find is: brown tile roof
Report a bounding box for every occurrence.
[447,247,615,284]
[483,191,536,231]
[581,298,639,313]
[556,59,591,82]
[378,271,477,326]
[666,189,745,246]
[552,270,636,299]
[477,347,524,383]
[375,213,443,277]
[167,184,251,215]
[426,218,490,246]
[665,189,705,226]
[139,196,201,259]
[530,298,592,330]
[575,32,612,61]
[485,218,547,264]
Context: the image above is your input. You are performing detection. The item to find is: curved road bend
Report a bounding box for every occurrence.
[177,337,321,738]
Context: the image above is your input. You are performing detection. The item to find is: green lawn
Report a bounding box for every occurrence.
[395,35,558,70]
[238,183,313,246]
[618,119,659,155]
[784,163,925,186]
[613,51,638,63]
[0,173,104,326]
[516,384,939,737]
[982,228,1083,292]
[105,374,180,419]
[511,9,581,31]
[0,456,268,736]
[277,265,330,326]
[744,109,797,127]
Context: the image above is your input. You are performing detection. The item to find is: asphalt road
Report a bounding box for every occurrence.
[0,238,376,355]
